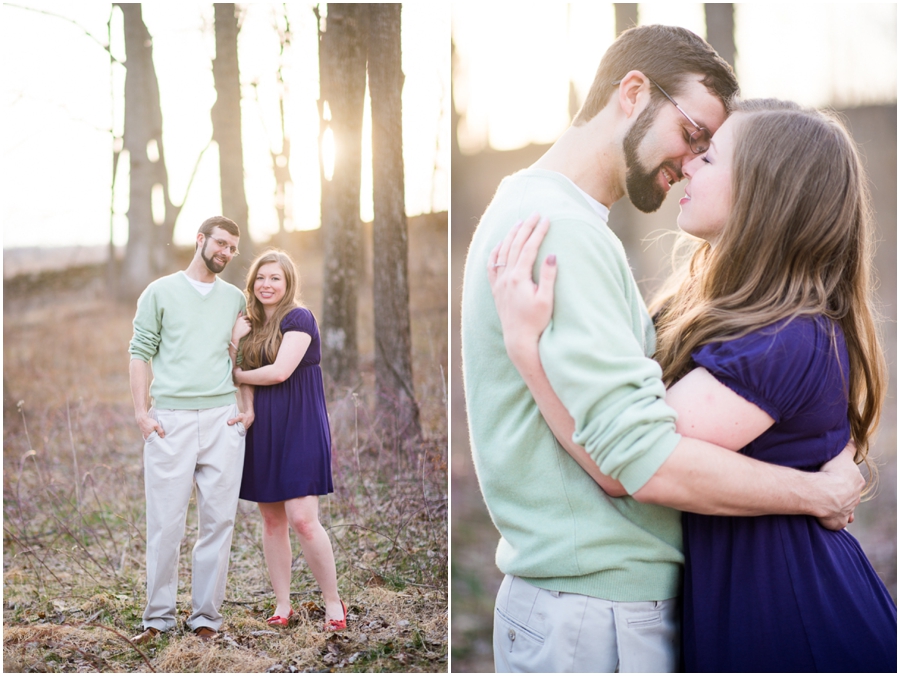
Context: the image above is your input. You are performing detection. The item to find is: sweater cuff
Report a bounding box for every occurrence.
[615,429,681,495]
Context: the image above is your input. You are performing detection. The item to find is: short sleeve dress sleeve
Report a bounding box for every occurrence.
[281,307,317,336]
[691,317,844,424]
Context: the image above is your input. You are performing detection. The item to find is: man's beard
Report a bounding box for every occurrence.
[201,238,227,274]
[622,101,672,214]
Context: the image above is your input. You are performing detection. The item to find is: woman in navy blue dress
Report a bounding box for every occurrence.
[231,249,346,632]
[487,99,896,671]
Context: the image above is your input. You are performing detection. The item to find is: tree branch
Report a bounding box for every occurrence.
[6,3,125,66]
[178,136,214,212]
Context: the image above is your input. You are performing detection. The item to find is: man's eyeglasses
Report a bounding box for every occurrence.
[613,76,711,154]
[206,235,239,257]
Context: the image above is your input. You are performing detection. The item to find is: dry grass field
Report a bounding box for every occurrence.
[2,214,448,673]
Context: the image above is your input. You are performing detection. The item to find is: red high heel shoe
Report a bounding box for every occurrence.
[324,601,347,632]
[266,608,294,627]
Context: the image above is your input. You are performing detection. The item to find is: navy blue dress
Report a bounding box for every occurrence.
[681,316,896,672]
[239,307,333,502]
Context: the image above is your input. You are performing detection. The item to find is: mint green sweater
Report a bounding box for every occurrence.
[461,169,683,602]
[129,272,246,410]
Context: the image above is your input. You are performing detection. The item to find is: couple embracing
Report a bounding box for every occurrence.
[128,216,346,643]
[461,24,896,672]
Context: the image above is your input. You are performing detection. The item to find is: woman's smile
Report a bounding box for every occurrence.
[254,262,287,310]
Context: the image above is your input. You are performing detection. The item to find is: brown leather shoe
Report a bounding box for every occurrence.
[131,627,160,645]
[194,626,218,642]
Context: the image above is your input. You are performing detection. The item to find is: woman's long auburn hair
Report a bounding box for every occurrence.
[240,249,302,370]
[649,100,886,473]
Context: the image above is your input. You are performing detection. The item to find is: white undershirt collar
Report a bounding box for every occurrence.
[556,173,610,221]
[181,270,215,296]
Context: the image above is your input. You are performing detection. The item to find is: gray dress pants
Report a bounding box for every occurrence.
[493,574,680,672]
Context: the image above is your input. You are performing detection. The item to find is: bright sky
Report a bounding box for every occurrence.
[2,2,450,248]
[453,2,897,154]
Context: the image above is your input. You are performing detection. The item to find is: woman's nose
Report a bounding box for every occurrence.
[682,155,701,179]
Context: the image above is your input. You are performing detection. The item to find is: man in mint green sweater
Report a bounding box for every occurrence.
[461,26,864,672]
[128,216,252,643]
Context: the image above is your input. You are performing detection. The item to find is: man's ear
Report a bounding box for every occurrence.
[617,70,652,120]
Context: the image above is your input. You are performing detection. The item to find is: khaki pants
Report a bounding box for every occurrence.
[141,404,246,632]
[493,574,680,673]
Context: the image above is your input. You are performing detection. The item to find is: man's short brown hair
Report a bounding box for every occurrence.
[573,24,739,126]
[198,216,240,239]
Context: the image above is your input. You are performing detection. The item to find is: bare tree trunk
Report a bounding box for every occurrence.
[271,7,293,248]
[317,4,367,390]
[609,4,642,273]
[450,39,463,164]
[107,7,121,293]
[212,3,253,285]
[118,3,171,299]
[369,4,420,442]
[614,4,639,35]
[705,3,736,73]
[566,6,579,122]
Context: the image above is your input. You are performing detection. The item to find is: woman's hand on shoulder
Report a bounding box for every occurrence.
[232,311,252,343]
[487,213,557,363]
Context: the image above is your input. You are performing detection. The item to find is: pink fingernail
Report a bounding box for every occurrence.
[547,254,557,266]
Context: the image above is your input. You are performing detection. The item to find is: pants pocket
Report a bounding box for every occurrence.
[626,612,662,628]
[230,405,247,437]
[144,408,162,442]
[495,606,546,667]
[616,600,680,673]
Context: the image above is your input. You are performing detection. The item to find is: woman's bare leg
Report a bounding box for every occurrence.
[258,501,293,618]
[285,496,343,621]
